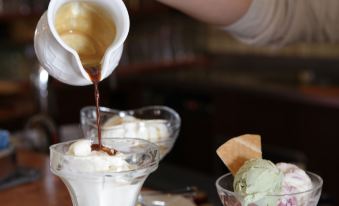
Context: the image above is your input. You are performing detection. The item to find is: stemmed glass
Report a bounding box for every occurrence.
[50,138,160,206]
[80,105,181,160]
[215,172,323,206]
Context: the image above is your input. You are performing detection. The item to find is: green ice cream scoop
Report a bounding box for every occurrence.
[233,158,283,206]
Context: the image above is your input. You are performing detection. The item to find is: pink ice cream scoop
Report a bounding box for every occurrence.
[276,163,313,206]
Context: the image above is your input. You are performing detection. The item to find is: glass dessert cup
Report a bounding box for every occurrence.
[80,105,181,160]
[215,172,323,206]
[50,138,160,206]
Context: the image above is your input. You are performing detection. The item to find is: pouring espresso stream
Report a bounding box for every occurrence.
[83,65,105,152]
[83,65,115,154]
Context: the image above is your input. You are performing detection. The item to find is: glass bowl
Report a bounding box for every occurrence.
[215,172,323,206]
[50,138,160,206]
[80,105,181,159]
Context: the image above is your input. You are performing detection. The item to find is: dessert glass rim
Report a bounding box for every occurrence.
[50,138,160,175]
[80,105,182,129]
[215,171,323,197]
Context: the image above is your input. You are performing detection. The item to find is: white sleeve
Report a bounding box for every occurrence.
[225,0,339,46]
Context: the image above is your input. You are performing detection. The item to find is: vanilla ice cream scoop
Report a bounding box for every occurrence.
[102,115,169,142]
[56,139,133,173]
[101,116,171,158]
[67,139,92,156]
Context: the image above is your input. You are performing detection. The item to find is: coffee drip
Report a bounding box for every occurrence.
[55,2,117,153]
[84,66,103,151]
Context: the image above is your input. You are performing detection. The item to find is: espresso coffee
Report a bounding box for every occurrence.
[55,1,116,66]
[84,66,103,149]
[55,2,116,151]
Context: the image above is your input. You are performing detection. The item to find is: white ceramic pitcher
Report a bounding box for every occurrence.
[34,0,130,86]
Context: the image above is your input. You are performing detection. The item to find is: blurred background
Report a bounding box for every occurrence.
[0,0,338,205]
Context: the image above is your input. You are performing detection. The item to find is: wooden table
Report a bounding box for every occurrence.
[0,150,72,206]
[0,150,217,206]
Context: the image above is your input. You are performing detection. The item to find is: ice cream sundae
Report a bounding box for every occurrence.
[50,138,160,206]
[215,134,323,206]
[80,106,181,159]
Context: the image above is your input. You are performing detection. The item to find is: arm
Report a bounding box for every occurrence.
[157,0,253,26]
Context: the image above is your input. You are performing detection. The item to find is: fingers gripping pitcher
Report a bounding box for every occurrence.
[34,0,130,85]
